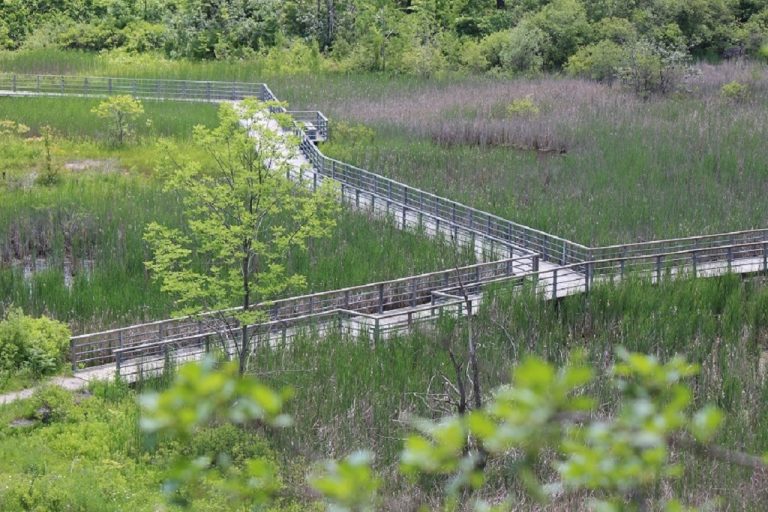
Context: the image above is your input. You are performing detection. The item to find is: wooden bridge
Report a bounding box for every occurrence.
[2,74,766,381]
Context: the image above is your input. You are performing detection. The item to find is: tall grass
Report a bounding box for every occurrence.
[253,274,768,509]
[5,50,766,245]
[0,96,218,140]
[0,172,473,333]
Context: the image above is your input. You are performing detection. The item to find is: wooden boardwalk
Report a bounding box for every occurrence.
[1,74,766,382]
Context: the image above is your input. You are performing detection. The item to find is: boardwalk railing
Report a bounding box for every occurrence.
[70,255,539,370]
[0,73,268,102]
[0,73,590,264]
[111,239,768,378]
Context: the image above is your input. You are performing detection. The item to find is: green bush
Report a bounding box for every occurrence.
[617,39,694,98]
[498,22,549,74]
[529,0,591,68]
[56,22,124,51]
[0,308,71,376]
[30,385,76,423]
[566,39,627,82]
[506,96,540,117]
[183,423,276,467]
[595,16,637,44]
[721,80,750,102]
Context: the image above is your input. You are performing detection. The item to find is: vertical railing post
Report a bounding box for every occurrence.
[763,243,767,273]
[60,76,65,94]
[585,262,591,295]
[206,82,212,102]
[36,75,40,94]
[656,255,662,283]
[727,246,733,272]
[378,283,385,314]
[83,77,89,96]
[692,250,698,278]
[70,338,77,372]
[552,268,558,301]
[11,74,16,93]
[108,78,113,95]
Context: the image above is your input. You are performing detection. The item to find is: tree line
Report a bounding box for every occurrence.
[1,1,767,75]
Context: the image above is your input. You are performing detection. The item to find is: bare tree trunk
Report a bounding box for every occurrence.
[239,325,249,374]
[240,251,251,374]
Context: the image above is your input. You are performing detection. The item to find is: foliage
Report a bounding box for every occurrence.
[91,95,145,146]
[399,349,745,510]
[0,0,764,72]
[140,357,291,505]
[308,451,381,512]
[506,96,540,117]
[144,99,339,373]
[0,307,71,376]
[617,40,695,98]
[137,345,766,510]
[720,80,750,102]
[35,125,61,186]
[566,39,627,82]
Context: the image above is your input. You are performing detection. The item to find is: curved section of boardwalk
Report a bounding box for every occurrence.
[2,73,767,381]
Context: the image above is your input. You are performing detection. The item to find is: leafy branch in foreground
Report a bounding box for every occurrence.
[400,349,767,511]
[140,349,768,511]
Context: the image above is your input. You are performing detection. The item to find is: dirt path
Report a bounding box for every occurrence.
[0,375,94,406]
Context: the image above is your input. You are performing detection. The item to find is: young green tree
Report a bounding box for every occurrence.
[91,95,145,146]
[144,99,339,374]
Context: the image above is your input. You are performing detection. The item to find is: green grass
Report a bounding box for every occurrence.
[0,380,313,511]
[0,171,473,333]
[0,96,218,140]
[4,49,766,244]
[251,274,768,508]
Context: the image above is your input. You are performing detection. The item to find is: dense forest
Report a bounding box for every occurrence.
[1,0,767,76]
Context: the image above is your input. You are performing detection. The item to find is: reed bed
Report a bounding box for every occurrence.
[0,173,473,333]
[255,274,768,509]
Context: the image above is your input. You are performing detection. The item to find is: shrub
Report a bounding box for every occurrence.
[529,0,591,68]
[0,308,71,376]
[91,95,145,146]
[595,17,637,44]
[720,80,750,102]
[183,423,276,467]
[506,96,540,117]
[566,40,627,82]
[56,22,124,51]
[498,22,549,75]
[122,21,167,53]
[459,40,489,72]
[30,385,76,423]
[617,40,695,98]
[478,30,511,69]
